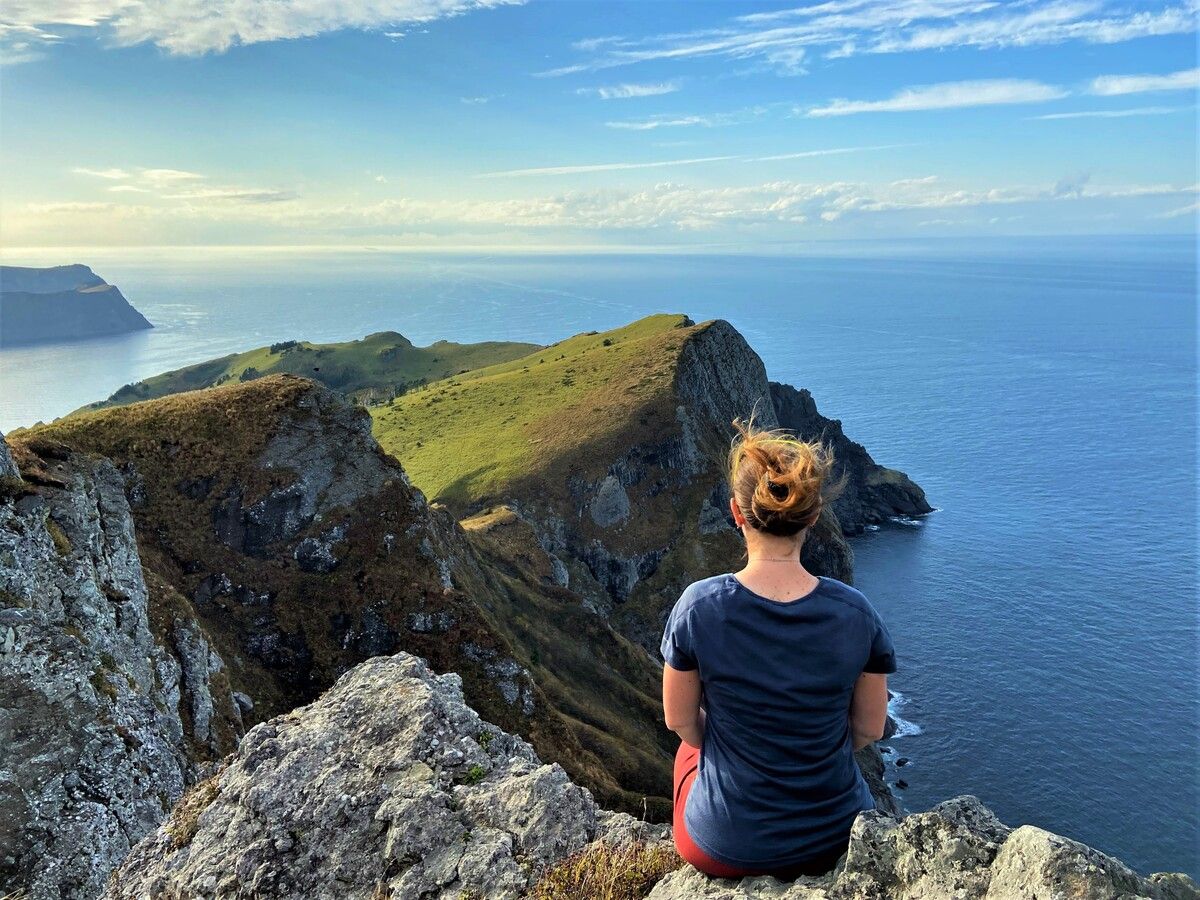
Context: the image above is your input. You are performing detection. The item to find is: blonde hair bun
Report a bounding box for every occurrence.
[728,415,841,536]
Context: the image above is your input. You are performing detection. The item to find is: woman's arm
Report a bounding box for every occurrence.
[849,672,889,751]
[663,663,706,748]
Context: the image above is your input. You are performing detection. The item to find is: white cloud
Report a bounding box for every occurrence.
[162,187,296,203]
[808,78,1067,116]
[871,2,1196,53]
[1152,201,1199,218]
[580,81,680,99]
[2,0,524,57]
[543,2,1197,77]
[139,168,204,186]
[26,200,116,213]
[476,155,739,177]
[751,143,910,161]
[1033,105,1185,119]
[1089,67,1200,95]
[71,166,130,179]
[605,115,709,130]
[605,107,764,129]
[11,175,1195,245]
[64,163,289,204]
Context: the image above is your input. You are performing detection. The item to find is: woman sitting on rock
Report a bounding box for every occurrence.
[661,416,896,879]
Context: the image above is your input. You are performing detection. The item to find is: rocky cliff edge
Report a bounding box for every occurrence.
[107,651,1199,900]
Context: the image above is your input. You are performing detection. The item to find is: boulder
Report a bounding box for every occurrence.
[106,653,602,900]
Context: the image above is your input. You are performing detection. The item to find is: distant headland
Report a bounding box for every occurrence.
[0,264,153,347]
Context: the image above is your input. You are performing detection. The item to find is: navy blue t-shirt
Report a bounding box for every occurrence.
[660,573,897,870]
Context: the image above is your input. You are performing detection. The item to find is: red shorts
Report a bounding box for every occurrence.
[672,740,847,879]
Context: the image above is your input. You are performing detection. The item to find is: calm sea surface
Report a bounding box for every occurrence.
[1,237,1196,877]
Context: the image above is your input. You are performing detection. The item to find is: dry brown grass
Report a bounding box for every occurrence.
[165,770,224,850]
[529,841,683,900]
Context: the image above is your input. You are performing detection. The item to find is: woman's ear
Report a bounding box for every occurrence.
[729,496,744,528]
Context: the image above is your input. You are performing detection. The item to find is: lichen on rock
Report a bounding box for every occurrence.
[0,434,239,900]
[105,653,601,900]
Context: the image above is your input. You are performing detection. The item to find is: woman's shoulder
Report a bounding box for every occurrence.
[816,576,881,619]
[677,573,739,609]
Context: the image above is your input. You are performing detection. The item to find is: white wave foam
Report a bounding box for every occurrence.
[886,515,925,527]
[887,689,924,738]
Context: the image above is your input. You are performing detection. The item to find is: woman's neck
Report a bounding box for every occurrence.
[736,536,818,601]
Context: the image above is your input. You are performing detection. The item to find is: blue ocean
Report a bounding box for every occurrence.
[1,236,1195,877]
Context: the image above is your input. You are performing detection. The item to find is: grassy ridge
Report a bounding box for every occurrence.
[82,330,541,412]
[371,313,701,510]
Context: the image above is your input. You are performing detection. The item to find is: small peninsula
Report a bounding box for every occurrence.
[0,264,153,346]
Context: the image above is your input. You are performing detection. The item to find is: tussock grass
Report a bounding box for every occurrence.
[529,841,683,900]
[165,771,224,850]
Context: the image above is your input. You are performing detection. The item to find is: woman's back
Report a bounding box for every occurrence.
[661,571,897,870]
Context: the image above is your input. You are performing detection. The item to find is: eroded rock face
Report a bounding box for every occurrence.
[770,383,932,535]
[106,653,602,900]
[0,435,240,900]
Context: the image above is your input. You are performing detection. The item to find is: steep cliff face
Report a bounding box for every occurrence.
[0,432,238,900]
[770,383,932,534]
[20,377,685,821]
[0,265,153,347]
[107,651,1199,900]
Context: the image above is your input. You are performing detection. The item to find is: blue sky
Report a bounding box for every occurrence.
[1,0,1197,250]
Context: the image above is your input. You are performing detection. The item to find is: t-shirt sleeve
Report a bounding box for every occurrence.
[864,608,898,674]
[660,594,698,671]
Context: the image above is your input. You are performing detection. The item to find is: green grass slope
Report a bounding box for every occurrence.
[83,330,541,412]
[371,313,699,510]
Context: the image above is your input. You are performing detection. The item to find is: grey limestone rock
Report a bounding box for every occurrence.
[590,474,631,527]
[105,652,599,900]
[91,648,1200,900]
[647,795,1198,900]
[0,436,236,900]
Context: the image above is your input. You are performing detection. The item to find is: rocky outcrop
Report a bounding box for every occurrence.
[0,265,152,346]
[0,433,240,900]
[649,794,1199,899]
[108,651,1198,900]
[106,652,649,900]
[770,383,932,535]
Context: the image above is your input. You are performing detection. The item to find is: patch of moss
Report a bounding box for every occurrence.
[44,516,71,557]
[529,840,683,900]
[89,669,118,703]
[0,588,27,609]
[0,475,27,503]
[462,764,486,786]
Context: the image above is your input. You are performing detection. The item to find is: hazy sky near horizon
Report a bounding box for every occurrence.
[1,0,1197,250]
